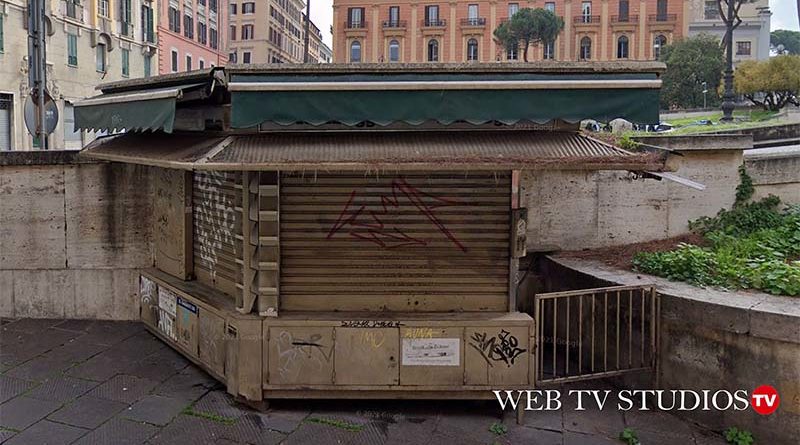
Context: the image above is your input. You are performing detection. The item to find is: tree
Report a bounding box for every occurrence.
[659,34,725,110]
[771,30,800,55]
[493,8,564,62]
[735,55,800,111]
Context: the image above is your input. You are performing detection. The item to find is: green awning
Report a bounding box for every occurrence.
[228,70,662,128]
[74,83,205,133]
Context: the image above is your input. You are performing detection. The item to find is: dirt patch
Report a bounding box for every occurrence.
[558,233,708,270]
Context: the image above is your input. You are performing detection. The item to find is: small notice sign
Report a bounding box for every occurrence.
[402,338,460,366]
[158,287,178,341]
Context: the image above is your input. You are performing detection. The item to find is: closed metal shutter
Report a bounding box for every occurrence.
[192,171,243,298]
[0,95,12,151]
[280,172,511,312]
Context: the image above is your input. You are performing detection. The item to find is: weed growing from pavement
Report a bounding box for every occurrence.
[618,427,640,445]
[724,427,754,445]
[489,422,508,436]
[305,417,364,432]
[180,405,237,425]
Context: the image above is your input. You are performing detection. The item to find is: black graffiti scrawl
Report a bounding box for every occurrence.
[469,330,527,368]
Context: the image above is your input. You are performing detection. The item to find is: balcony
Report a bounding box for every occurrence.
[460,17,486,28]
[382,20,407,29]
[142,28,156,45]
[118,21,135,39]
[422,18,446,28]
[648,13,677,23]
[344,20,367,30]
[574,15,601,24]
[611,14,639,23]
[61,0,84,23]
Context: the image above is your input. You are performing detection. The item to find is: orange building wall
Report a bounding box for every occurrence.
[332,0,686,63]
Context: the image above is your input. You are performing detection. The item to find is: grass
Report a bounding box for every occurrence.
[629,109,781,137]
[305,417,365,432]
[181,406,238,425]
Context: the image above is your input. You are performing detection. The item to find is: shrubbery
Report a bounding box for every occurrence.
[633,197,800,296]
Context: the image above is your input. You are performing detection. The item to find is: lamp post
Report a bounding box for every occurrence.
[702,81,708,109]
[303,0,311,63]
[720,0,736,122]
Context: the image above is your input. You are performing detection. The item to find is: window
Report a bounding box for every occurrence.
[98,0,109,17]
[468,4,478,20]
[144,54,151,77]
[508,3,519,17]
[67,34,78,66]
[199,59,205,69]
[95,43,106,72]
[656,0,668,20]
[209,0,217,13]
[617,35,629,58]
[425,5,440,26]
[581,1,592,22]
[168,7,180,33]
[467,38,478,61]
[141,5,155,42]
[704,1,719,19]
[242,24,254,40]
[230,25,236,41]
[230,3,237,15]
[507,44,518,60]
[388,6,400,26]
[243,2,255,14]
[736,41,751,55]
[198,22,207,44]
[171,50,179,72]
[653,35,667,59]
[210,28,218,49]
[186,54,192,71]
[229,51,238,63]
[543,40,554,59]
[618,0,629,21]
[63,102,82,146]
[544,2,555,12]
[121,48,130,76]
[348,7,365,27]
[389,39,400,62]
[580,36,591,59]
[350,40,361,62]
[184,14,194,38]
[243,51,251,63]
[427,39,439,61]
[0,94,11,151]
[119,0,132,34]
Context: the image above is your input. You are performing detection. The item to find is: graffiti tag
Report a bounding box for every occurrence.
[469,330,527,368]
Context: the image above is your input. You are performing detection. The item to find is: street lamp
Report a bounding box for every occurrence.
[720,0,736,122]
[702,81,708,109]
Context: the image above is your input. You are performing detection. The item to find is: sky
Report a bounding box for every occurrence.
[310,0,800,48]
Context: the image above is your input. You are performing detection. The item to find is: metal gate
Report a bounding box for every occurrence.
[533,285,659,384]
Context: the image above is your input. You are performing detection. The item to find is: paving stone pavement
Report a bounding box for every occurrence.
[0,318,728,445]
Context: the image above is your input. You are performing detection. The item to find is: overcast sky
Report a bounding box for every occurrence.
[311,0,800,48]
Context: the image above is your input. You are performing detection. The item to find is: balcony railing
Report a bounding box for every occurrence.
[382,20,407,29]
[344,20,367,29]
[460,17,486,26]
[142,27,155,44]
[61,0,84,22]
[610,14,639,23]
[648,13,677,22]
[574,15,601,24]
[422,18,446,27]
[118,21,134,38]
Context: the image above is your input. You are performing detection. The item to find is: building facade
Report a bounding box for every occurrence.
[229,0,313,64]
[332,0,689,63]
[687,0,770,62]
[0,0,158,150]
[158,0,227,73]
[319,41,333,62]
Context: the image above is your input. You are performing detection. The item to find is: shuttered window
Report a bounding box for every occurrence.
[280,173,511,312]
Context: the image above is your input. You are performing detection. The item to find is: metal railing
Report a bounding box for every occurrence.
[611,14,639,23]
[649,13,677,22]
[534,285,659,384]
[460,17,486,26]
[574,15,601,24]
[119,21,134,38]
[423,18,446,27]
[382,20,407,28]
[61,1,84,22]
[344,20,367,29]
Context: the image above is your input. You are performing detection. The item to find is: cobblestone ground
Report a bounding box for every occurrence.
[0,318,726,445]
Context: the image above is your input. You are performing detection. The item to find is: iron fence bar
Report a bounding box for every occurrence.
[616,290,621,370]
[565,297,570,376]
[628,289,633,367]
[604,292,608,372]
[552,298,557,378]
[578,294,583,374]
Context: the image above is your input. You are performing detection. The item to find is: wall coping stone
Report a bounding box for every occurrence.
[634,134,753,151]
[547,256,800,345]
[0,151,101,166]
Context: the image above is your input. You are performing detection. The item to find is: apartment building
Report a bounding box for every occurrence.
[158,0,227,73]
[229,0,312,64]
[305,13,325,62]
[0,0,158,150]
[332,0,688,63]
[687,0,770,62]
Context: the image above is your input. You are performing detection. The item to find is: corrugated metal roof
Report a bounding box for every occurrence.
[81,131,664,172]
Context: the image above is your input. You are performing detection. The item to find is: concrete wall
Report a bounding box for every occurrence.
[744,149,800,206]
[0,152,153,319]
[520,135,748,251]
[544,256,800,445]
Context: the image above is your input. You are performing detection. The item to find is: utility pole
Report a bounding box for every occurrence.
[27,0,48,148]
[303,0,311,63]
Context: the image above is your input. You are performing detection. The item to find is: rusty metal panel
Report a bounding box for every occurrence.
[199,310,226,377]
[334,328,400,385]
[399,327,463,386]
[464,327,530,386]
[280,172,511,312]
[268,327,334,385]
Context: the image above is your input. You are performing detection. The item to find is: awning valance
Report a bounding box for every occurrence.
[80,130,666,172]
[74,83,209,133]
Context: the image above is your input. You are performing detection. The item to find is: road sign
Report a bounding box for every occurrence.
[24,89,59,136]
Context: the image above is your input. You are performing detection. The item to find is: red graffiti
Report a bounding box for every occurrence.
[326,178,467,252]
